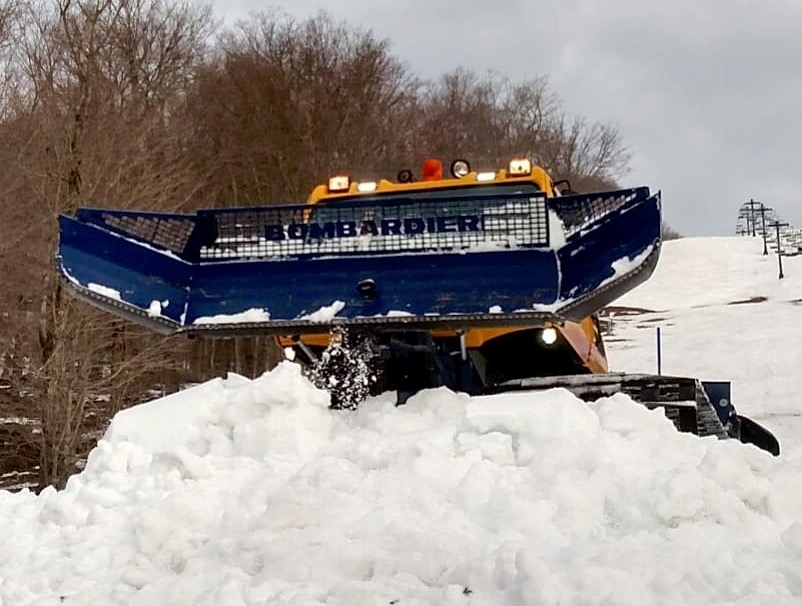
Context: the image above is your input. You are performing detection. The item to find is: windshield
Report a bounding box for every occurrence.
[322,181,542,207]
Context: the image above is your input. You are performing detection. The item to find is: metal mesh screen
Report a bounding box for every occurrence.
[198,195,549,261]
[101,213,195,255]
[551,190,640,238]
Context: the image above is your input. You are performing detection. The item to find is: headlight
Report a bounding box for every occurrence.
[476,171,496,182]
[450,159,471,178]
[508,158,532,176]
[357,181,377,193]
[540,327,558,345]
[328,175,351,192]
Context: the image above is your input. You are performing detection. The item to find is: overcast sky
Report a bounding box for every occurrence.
[204,0,802,237]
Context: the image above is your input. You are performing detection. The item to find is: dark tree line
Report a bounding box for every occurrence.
[0,2,666,490]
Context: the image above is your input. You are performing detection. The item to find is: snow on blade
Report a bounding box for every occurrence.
[298,300,346,322]
[564,244,655,300]
[87,282,122,300]
[609,244,654,277]
[548,207,567,249]
[192,307,271,324]
[0,362,800,605]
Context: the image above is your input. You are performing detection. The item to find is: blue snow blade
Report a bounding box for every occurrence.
[56,186,662,336]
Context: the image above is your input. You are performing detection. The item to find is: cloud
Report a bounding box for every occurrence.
[211,0,802,235]
[548,0,802,234]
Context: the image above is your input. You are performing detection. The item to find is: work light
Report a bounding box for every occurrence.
[508,158,532,176]
[328,175,351,193]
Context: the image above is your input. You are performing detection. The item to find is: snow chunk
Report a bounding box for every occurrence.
[147,299,169,317]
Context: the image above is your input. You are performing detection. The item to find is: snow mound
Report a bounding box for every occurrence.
[1,362,801,605]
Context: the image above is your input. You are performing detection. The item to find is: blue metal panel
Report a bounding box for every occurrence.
[58,215,190,326]
[558,188,660,306]
[184,248,559,324]
[56,185,663,335]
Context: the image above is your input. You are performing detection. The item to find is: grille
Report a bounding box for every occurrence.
[101,213,195,256]
[551,190,639,238]
[198,195,549,261]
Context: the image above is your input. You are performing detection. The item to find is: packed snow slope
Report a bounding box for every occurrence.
[609,236,802,455]
[1,236,802,606]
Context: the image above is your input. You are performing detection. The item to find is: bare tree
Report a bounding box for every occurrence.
[186,10,419,206]
[0,0,214,489]
[415,69,630,189]
[537,114,629,189]
[414,68,506,163]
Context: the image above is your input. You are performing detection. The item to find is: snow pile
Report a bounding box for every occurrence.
[3,235,802,604]
[1,362,801,605]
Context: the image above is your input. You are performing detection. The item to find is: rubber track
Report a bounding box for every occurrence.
[492,372,728,440]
